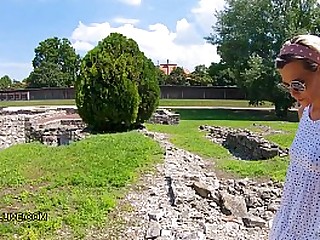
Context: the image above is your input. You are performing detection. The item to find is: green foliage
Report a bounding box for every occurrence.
[155,67,167,85]
[206,0,320,118]
[208,62,236,86]
[11,80,26,89]
[0,75,12,90]
[166,67,187,85]
[136,57,160,124]
[75,33,160,132]
[26,62,70,88]
[27,37,80,88]
[188,64,213,86]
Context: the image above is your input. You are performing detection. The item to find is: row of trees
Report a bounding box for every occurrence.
[1,39,235,89]
[0,75,26,90]
[157,63,235,86]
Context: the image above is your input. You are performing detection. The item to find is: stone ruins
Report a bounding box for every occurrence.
[0,106,88,149]
[0,106,284,239]
[199,125,289,160]
[93,130,282,240]
[0,106,180,150]
[147,108,180,125]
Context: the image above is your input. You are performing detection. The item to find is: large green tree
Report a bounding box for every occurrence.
[206,0,320,118]
[208,62,236,86]
[27,62,69,88]
[27,37,80,88]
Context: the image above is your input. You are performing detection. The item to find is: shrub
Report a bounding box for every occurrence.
[75,33,160,132]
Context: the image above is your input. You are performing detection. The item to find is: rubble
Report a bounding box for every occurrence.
[94,129,283,240]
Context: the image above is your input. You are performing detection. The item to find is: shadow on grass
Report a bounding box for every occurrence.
[84,124,145,135]
[174,109,299,122]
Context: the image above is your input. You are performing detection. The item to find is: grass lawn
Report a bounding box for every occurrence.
[146,109,299,182]
[159,99,273,107]
[0,132,163,239]
[0,99,273,108]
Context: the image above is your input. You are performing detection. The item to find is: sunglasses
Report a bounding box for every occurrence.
[278,79,306,92]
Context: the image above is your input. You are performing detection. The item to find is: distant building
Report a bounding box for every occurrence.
[158,59,190,75]
[159,59,177,75]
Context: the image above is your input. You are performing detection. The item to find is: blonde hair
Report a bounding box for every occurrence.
[276,34,320,71]
[283,34,320,53]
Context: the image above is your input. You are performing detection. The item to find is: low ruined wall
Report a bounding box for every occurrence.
[200,125,288,160]
[147,109,180,125]
[25,118,88,146]
[0,107,86,150]
[0,106,178,150]
[0,115,26,149]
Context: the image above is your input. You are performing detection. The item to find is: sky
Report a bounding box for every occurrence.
[0,0,225,81]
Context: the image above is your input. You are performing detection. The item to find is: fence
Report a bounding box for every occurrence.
[160,86,246,99]
[0,86,246,101]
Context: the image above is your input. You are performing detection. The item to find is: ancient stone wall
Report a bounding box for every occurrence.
[0,107,179,150]
[25,119,88,147]
[0,107,86,149]
[0,114,26,149]
[200,125,289,160]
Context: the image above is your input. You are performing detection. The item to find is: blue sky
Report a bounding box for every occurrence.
[0,0,224,81]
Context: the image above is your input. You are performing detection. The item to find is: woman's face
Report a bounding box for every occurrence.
[278,60,320,105]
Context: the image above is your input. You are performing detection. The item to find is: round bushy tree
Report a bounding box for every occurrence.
[75,33,160,132]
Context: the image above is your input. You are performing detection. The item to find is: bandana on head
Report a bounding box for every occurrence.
[279,43,320,64]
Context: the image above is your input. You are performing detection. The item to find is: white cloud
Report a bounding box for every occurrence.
[72,41,95,52]
[70,19,220,72]
[191,0,226,33]
[118,0,142,6]
[113,17,140,25]
[0,62,32,81]
[69,0,227,72]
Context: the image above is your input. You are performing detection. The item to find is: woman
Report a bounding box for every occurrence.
[269,34,320,240]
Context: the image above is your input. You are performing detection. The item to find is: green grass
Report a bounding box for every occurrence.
[0,99,273,108]
[159,99,273,107]
[0,132,163,240]
[146,109,299,182]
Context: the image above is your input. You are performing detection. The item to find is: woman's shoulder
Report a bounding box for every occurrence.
[298,104,311,121]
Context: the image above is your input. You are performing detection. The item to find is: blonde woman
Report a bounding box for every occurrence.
[269,34,320,240]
